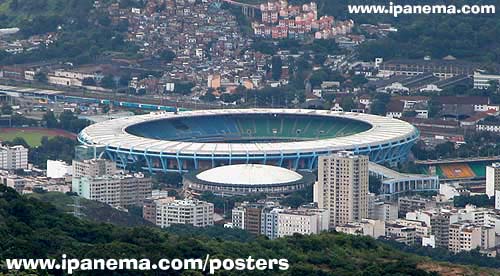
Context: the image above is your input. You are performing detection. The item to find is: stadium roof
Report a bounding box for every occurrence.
[196,164,303,185]
[79,109,418,155]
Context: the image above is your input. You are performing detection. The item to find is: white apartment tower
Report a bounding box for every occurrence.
[315,151,369,228]
[486,163,500,198]
[0,144,28,170]
[155,199,214,228]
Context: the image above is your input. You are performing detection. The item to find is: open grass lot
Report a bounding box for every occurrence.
[0,127,76,147]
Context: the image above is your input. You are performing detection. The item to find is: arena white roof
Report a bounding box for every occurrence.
[79,109,418,155]
[196,164,303,185]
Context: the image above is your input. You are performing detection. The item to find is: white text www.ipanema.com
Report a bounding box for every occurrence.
[5,255,289,274]
[348,2,495,17]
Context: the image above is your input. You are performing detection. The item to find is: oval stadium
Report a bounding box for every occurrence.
[77,109,419,173]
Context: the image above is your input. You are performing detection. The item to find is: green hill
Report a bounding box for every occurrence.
[0,0,138,65]
[0,185,497,275]
[0,0,95,36]
[27,192,152,227]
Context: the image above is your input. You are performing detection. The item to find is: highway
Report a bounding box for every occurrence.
[415,156,500,165]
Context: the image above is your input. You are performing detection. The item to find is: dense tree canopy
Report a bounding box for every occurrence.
[0,184,472,275]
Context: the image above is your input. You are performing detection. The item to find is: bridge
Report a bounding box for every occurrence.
[220,0,260,17]
[415,156,500,165]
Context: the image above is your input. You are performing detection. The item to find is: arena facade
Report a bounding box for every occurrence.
[183,164,316,196]
[78,109,419,173]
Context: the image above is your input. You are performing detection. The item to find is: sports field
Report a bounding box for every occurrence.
[0,128,76,147]
[439,163,475,179]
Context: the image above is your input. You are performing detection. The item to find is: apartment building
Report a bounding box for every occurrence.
[473,70,500,90]
[371,201,398,221]
[448,223,496,253]
[0,144,28,170]
[393,219,433,246]
[486,163,500,198]
[72,173,152,207]
[72,158,117,178]
[335,219,386,239]
[155,199,214,228]
[275,207,329,238]
[0,172,26,193]
[398,196,436,217]
[385,223,416,245]
[315,151,369,228]
[230,201,279,235]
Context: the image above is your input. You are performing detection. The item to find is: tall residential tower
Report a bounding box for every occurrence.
[315,151,369,228]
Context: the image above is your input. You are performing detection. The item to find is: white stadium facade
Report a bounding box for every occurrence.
[78,109,419,173]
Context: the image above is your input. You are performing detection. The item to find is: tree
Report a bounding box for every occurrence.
[1,103,13,115]
[43,111,58,128]
[29,136,76,168]
[271,56,283,81]
[174,82,194,95]
[370,100,387,115]
[309,70,329,88]
[350,75,368,87]
[221,93,240,103]
[119,73,131,87]
[10,137,29,148]
[454,195,494,208]
[100,75,116,89]
[100,104,110,114]
[370,94,391,116]
[82,77,96,86]
[341,97,355,112]
[159,49,176,63]
[200,92,216,102]
[58,110,89,133]
[428,98,441,118]
[435,142,455,158]
[34,72,48,83]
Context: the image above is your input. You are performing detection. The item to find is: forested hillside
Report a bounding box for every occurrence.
[0,185,493,275]
[0,0,139,65]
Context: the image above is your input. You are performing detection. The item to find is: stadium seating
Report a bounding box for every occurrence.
[470,162,487,177]
[126,114,372,143]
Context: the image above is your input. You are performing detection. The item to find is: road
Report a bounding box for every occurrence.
[0,80,222,110]
[221,0,259,9]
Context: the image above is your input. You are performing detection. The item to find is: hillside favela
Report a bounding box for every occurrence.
[0,0,500,275]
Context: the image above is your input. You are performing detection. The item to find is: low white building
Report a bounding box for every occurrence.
[473,70,500,90]
[476,123,500,133]
[47,160,72,178]
[276,207,329,238]
[392,219,433,247]
[335,219,385,239]
[0,172,26,193]
[385,223,416,245]
[439,182,467,200]
[155,199,214,228]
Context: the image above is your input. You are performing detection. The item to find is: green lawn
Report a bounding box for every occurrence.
[0,130,57,147]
